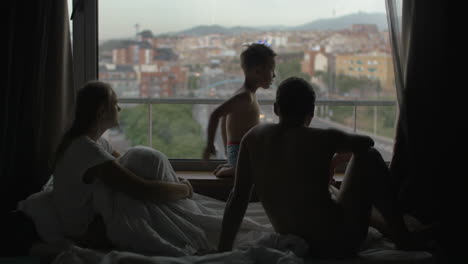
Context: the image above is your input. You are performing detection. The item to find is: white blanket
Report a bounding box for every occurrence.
[93,147,274,256]
[51,228,433,264]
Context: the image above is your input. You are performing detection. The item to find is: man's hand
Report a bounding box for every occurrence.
[202,144,216,160]
[215,166,235,178]
[214,163,229,175]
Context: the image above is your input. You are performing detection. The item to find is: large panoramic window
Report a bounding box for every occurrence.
[90,0,398,161]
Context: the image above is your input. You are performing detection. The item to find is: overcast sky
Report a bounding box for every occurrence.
[91,0,386,40]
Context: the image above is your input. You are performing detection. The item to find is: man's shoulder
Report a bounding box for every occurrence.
[246,123,276,138]
[307,126,342,134]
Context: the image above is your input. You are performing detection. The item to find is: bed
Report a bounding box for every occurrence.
[21,188,433,264]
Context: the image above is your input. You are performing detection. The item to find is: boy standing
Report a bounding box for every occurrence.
[202,44,276,178]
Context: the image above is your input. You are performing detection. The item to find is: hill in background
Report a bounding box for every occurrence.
[164,12,387,36]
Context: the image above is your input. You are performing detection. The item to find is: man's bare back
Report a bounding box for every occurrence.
[242,124,351,243]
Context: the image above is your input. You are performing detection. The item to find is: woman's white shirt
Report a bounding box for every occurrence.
[53,136,114,237]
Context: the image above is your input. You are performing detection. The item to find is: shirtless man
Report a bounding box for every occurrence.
[218,77,415,257]
[202,43,276,178]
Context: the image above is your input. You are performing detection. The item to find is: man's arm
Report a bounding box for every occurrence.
[203,93,250,160]
[218,139,253,252]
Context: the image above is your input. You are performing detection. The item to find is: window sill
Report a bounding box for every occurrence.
[178,171,234,202]
[178,171,345,202]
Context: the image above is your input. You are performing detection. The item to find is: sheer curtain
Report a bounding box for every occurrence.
[386,0,405,105]
[2,0,74,211]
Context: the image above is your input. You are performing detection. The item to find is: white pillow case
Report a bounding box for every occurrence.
[18,189,65,244]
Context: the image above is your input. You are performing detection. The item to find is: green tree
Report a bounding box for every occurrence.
[336,74,380,95]
[316,71,381,96]
[276,59,310,82]
[119,104,206,158]
[188,75,200,90]
[315,70,332,84]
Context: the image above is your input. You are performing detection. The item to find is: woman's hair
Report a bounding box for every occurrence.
[52,81,112,169]
[275,77,316,124]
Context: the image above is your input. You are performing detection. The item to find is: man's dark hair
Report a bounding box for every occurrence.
[275,77,316,121]
[240,43,276,71]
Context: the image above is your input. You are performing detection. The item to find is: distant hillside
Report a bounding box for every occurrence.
[293,12,388,31]
[166,25,261,36]
[160,12,387,36]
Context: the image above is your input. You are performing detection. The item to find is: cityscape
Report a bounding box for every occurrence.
[99,22,395,99]
[98,14,398,160]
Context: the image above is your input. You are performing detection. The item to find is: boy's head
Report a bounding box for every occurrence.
[240,43,276,88]
[274,77,316,126]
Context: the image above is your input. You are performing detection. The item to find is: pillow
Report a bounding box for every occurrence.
[17,190,65,244]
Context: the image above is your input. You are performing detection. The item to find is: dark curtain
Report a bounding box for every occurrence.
[387,0,444,224]
[2,0,74,212]
[387,1,463,262]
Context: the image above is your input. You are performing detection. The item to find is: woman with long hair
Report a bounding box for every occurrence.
[52,81,193,248]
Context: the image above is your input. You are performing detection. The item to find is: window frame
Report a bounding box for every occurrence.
[72,0,398,169]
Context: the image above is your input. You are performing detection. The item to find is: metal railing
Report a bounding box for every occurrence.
[118,98,397,147]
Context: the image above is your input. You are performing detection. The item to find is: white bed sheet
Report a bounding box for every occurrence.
[51,228,433,264]
[51,199,433,264]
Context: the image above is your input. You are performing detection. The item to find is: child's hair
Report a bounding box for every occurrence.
[52,81,112,169]
[240,43,276,72]
[275,77,316,121]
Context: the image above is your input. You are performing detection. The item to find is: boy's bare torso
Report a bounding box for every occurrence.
[243,123,344,243]
[225,88,260,143]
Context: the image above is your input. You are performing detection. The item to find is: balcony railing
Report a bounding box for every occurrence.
[118,98,397,147]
